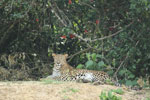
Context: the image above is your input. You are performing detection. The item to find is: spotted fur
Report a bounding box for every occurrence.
[50,53,119,86]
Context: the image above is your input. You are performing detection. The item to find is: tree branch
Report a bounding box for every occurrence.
[71,21,133,43]
[68,47,91,62]
[0,20,20,52]
[79,1,99,13]
[113,40,140,78]
[50,1,134,46]
[90,21,134,42]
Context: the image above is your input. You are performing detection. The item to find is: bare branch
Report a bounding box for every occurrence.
[71,21,133,43]
[50,2,68,27]
[50,1,134,45]
[113,40,140,78]
[71,33,90,42]
[79,1,99,13]
[68,47,91,62]
[90,21,134,42]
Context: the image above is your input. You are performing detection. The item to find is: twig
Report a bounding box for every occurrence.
[50,1,134,44]
[90,21,134,42]
[0,21,19,47]
[79,1,99,13]
[54,2,72,26]
[113,53,129,78]
[50,2,68,27]
[113,40,140,78]
[72,21,133,43]
[68,47,91,62]
[0,1,9,9]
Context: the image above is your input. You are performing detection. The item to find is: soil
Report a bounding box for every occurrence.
[0,80,149,100]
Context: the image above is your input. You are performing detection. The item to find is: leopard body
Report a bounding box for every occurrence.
[50,53,119,85]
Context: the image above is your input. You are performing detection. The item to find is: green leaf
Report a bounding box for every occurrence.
[98,61,105,67]
[146,97,150,100]
[77,64,84,69]
[107,70,114,75]
[96,54,102,58]
[128,74,135,79]
[112,59,116,66]
[85,60,94,68]
[73,22,78,27]
[132,65,136,69]
[108,91,113,98]
[119,70,126,76]
[86,53,91,60]
[91,53,97,61]
[132,80,137,85]
[125,80,133,86]
[100,92,107,100]
[112,89,124,95]
[48,53,51,57]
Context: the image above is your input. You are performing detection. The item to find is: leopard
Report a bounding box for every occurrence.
[48,53,120,86]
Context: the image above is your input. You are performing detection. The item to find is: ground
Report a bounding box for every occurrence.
[0,80,149,100]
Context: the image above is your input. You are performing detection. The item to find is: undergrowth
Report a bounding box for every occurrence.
[99,90,122,100]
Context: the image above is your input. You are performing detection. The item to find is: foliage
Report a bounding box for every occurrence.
[146,97,150,100]
[68,88,79,93]
[0,0,150,85]
[99,91,122,100]
[110,89,124,95]
[0,53,52,81]
[62,88,79,93]
[77,53,108,70]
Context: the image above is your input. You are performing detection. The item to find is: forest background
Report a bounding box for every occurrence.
[0,0,150,87]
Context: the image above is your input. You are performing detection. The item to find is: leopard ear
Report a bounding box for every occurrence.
[52,53,56,57]
[64,54,68,57]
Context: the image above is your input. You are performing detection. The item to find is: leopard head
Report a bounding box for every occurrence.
[52,53,68,66]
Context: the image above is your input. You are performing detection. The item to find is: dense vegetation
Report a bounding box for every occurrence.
[0,0,150,87]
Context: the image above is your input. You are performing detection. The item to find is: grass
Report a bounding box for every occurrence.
[40,78,63,84]
[62,87,79,93]
[69,88,79,93]
[146,97,150,100]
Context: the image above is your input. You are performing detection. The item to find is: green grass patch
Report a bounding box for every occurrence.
[146,97,150,100]
[99,91,122,100]
[110,89,124,95]
[62,88,79,93]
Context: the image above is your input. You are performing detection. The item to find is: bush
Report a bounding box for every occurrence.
[0,0,150,84]
[99,91,122,100]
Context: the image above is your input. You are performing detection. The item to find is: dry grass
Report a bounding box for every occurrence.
[0,80,149,100]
